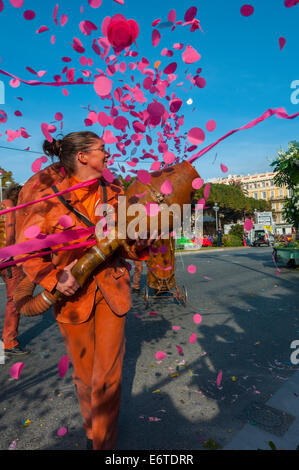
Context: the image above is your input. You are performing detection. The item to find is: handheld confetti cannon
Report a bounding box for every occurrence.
[14,161,199,316]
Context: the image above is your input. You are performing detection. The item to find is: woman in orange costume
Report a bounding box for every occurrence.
[15,131,147,450]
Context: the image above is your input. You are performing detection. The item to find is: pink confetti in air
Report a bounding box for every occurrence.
[102,129,117,144]
[58,355,69,379]
[160,179,172,195]
[163,62,177,74]
[163,151,175,165]
[176,345,183,356]
[23,10,35,20]
[152,29,161,47]
[217,370,223,387]
[61,14,68,26]
[184,6,197,22]
[59,215,73,228]
[203,183,210,199]
[240,4,254,16]
[55,112,63,121]
[182,45,201,64]
[10,362,24,380]
[187,127,205,145]
[206,120,216,132]
[24,225,41,239]
[94,76,112,97]
[9,0,23,7]
[193,314,202,324]
[192,178,204,190]
[102,168,115,183]
[36,25,49,34]
[187,265,196,274]
[137,170,151,185]
[220,163,228,173]
[57,427,68,436]
[155,351,166,361]
[189,334,197,344]
[244,219,254,231]
[113,0,124,3]
[279,37,286,50]
[88,0,102,7]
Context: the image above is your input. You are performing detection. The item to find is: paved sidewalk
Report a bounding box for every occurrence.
[223,370,299,450]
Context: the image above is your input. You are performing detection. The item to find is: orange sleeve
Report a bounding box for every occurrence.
[15,188,60,292]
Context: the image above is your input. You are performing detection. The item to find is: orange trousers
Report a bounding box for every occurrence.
[132,261,143,290]
[58,291,126,450]
[1,265,25,349]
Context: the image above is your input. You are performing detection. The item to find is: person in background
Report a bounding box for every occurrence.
[132,260,143,291]
[0,184,30,357]
[217,228,223,247]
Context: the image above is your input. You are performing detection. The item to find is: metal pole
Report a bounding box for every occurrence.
[0,175,2,202]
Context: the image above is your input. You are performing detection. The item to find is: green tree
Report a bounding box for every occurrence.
[0,167,16,197]
[270,141,299,230]
[229,224,244,240]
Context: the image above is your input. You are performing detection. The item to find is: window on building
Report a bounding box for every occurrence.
[270,190,274,199]
[262,192,266,199]
[279,189,283,197]
[253,192,258,199]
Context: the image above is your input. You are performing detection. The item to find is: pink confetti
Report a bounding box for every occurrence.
[189,334,197,344]
[203,276,213,281]
[184,6,197,22]
[176,345,183,356]
[88,0,102,7]
[24,225,41,239]
[137,169,151,185]
[23,10,35,20]
[244,219,253,231]
[155,351,166,361]
[182,45,201,64]
[187,127,205,145]
[57,427,68,436]
[220,163,228,173]
[187,265,196,274]
[58,355,69,379]
[61,14,68,26]
[172,326,181,331]
[217,370,223,387]
[163,62,177,74]
[94,76,112,97]
[152,29,161,47]
[163,151,175,165]
[192,177,204,190]
[102,130,117,144]
[160,179,172,195]
[36,26,49,34]
[59,215,73,228]
[203,183,210,199]
[193,314,202,324]
[149,311,158,316]
[279,37,286,50]
[10,362,24,380]
[206,120,216,132]
[55,112,63,121]
[9,0,23,7]
[240,4,254,16]
[102,168,115,183]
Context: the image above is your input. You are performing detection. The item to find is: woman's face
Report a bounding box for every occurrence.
[82,138,110,176]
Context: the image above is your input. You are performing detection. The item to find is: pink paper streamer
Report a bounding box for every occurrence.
[188,107,299,164]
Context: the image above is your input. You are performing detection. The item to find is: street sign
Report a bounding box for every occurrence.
[257,211,272,226]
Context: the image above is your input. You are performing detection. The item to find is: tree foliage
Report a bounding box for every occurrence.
[0,167,16,195]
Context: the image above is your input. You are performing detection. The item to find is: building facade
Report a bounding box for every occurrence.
[208,172,293,234]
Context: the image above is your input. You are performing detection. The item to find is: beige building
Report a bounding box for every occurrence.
[208,172,293,234]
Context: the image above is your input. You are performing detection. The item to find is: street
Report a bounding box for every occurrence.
[0,246,298,450]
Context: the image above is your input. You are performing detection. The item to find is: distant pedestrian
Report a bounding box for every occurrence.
[0,184,30,357]
[217,229,223,247]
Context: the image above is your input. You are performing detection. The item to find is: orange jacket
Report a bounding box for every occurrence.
[15,164,132,324]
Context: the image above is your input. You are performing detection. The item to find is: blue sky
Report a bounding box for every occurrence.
[0,0,299,184]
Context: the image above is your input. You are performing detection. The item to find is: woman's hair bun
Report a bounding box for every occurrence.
[43,138,62,158]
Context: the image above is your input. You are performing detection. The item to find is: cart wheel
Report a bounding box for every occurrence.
[181,286,187,306]
[144,286,149,308]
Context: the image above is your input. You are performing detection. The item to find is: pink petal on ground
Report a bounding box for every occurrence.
[24,225,41,238]
[189,333,197,344]
[88,0,102,7]
[9,0,23,7]
[192,177,204,189]
[57,427,68,436]
[155,351,166,360]
[187,127,205,145]
[193,314,202,324]
[149,311,158,316]
[217,370,223,387]
[244,219,254,231]
[58,355,69,378]
[24,10,35,20]
[240,4,254,16]
[206,120,216,132]
[172,326,181,331]
[182,45,201,64]
[220,163,228,173]
[152,29,161,47]
[187,265,196,274]
[279,37,286,50]
[160,179,172,195]
[10,362,24,379]
[176,345,183,355]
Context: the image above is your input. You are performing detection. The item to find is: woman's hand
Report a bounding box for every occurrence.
[56,259,80,297]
